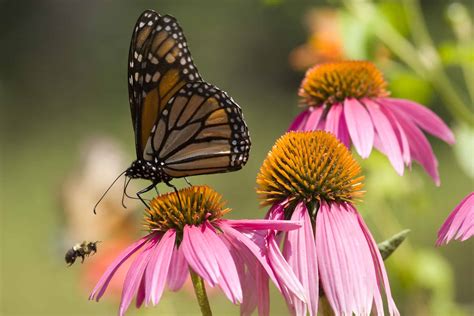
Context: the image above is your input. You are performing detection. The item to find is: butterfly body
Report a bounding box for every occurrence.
[126,10,250,194]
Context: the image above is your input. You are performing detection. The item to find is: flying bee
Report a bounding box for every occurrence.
[65,241,99,266]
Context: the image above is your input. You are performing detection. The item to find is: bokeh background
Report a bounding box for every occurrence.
[1,0,473,315]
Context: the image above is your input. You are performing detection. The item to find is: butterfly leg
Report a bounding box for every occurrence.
[184,177,192,187]
[136,182,156,208]
[165,181,183,210]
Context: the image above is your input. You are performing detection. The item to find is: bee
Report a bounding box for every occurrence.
[65,241,99,266]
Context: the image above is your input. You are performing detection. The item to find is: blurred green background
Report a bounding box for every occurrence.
[1,0,473,315]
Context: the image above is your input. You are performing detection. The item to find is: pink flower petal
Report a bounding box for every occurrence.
[166,245,189,291]
[437,192,474,245]
[354,204,400,316]
[378,106,412,165]
[89,235,149,301]
[256,266,270,316]
[289,110,309,131]
[344,98,374,158]
[283,202,319,316]
[119,239,157,316]
[325,103,343,138]
[316,201,388,315]
[219,224,282,293]
[181,224,220,286]
[303,107,324,131]
[203,223,242,304]
[364,98,404,175]
[383,98,455,144]
[390,109,440,185]
[336,111,351,148]
[267,232,307,302]
[145,230,176,305]
[223,219,301,231]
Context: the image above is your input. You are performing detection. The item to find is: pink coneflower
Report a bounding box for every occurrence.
[436,192,474,246]
[290,61,455,185]
[89,186,305,316]
[256,131,399,316]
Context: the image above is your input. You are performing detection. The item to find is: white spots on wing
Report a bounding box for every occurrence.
[137,54,143,62]
[151,56,159,64]
[145,73,151,83]
[163,17,171,23]
[180,57,186,65]
[165,25,171,31]
[129,76,133,84]
[134,72,139,81]
[134,51,138,59]
[165,53,175,63]
[147,21,153,26]
[139,22,145,28]
[152,72,161,82]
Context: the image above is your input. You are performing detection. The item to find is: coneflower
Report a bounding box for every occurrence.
[290,61,455,185]
[257,131,399,316]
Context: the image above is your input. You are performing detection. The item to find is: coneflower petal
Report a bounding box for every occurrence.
[437,192,474,245]
[384,98,455,144]
[145,230,176,305]
[166,245,188,291]
[344,98,374,158]
[181,225,220,286]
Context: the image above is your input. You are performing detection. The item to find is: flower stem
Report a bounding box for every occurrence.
[190,269,212,316]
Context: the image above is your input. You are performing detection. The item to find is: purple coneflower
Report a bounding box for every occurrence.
[89,185,305,316]
[436,192,474,246]
[290,61,455,185]
[256,131,399,316]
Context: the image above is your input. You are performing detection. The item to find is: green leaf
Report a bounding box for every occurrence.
[378,229,410,260]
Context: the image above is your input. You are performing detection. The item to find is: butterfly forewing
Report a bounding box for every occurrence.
[128,10,201,157]
[143,82,250,178]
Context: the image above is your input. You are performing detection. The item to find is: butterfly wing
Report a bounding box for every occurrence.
[143,82,251,177]
[128,10,201,158]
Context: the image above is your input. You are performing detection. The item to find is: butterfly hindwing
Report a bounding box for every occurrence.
[128,10,201,157]
[142,82,250,178]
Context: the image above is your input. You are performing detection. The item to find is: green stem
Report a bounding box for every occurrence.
[190,269,212,316]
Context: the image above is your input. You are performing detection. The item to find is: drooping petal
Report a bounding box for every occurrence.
[364,98,404,175]
[267,232,307,303]
[256,265,270,316]
[181,224,220,286]
[383,98,455,144]
[353,204,400,316]
[344,98,374,158]
[119,238,157,316]
[325,103,346,143]
[390,109,440,185]
[203,223,242,304]
[303,107,324,131]
[378,106,412,165]
[220,223,282,293]
[437,192,474,245]
[145,230,176,305]
[336,109,351,148]
[283,202,319,316]
[316,201,387,315]
[89,235,150,301]
[166,245,189,291]
[223,219,301,231]
[289,109,310,131]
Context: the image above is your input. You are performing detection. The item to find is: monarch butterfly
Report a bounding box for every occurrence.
[97,10,251,208]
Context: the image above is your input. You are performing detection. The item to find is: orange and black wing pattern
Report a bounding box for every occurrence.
[128,10,201,158]
[143,82,250,177]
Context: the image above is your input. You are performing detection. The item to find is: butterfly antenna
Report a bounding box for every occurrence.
[93,170,127,214]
